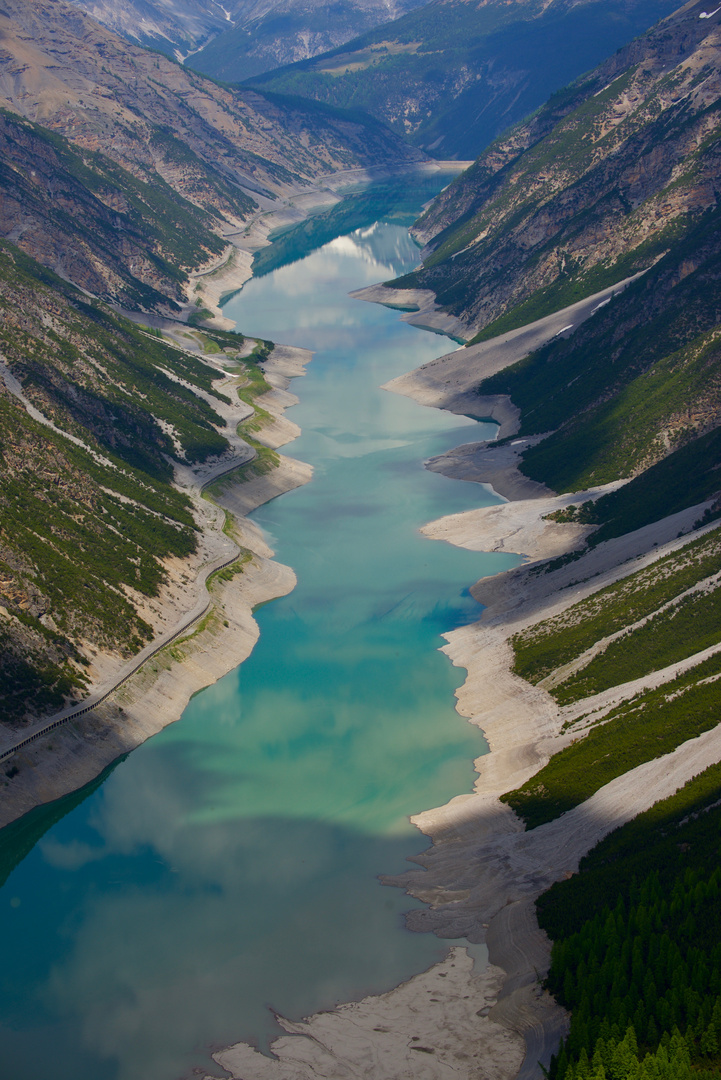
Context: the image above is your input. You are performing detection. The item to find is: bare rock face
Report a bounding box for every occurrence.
[69,0,234,56]
[69,0,427,71]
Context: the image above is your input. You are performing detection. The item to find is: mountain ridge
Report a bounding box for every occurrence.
[242,0,681,157]
[70,0,427,73]
[0,0,422,309]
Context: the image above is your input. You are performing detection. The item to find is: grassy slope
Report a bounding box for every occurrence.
[503,525,721,827]
[513,528,721,686]
[0,242,259,724]
[388,5,721,343]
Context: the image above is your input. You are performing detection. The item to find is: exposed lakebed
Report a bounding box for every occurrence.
[0,211,519,1080]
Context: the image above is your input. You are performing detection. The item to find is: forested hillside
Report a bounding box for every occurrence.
[538,765,721,1080]
[0,241,255,725]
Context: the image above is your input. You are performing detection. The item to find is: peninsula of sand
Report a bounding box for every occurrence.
[203,282,721,1080]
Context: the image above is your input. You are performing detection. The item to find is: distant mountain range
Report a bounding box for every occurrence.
[70,0,427,72]
[240,0,682,157]
[0,0,419,310]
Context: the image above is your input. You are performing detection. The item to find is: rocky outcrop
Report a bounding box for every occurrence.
[249,0,682,158]
[72,0,426,71]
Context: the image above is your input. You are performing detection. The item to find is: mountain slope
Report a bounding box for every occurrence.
[0,0,421,309]
[241,0,681,158]
[69,0,235,56]
[0,240,231,724]
[378,11,721,1071]
[71,0,426,70]
[185,0,427,78]
[397,0,721,335]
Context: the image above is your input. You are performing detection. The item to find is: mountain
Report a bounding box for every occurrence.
[375,5,721,1075]
[388,0,721,563]
[0,0,422,759]
[0,242,229,724]
[69,0,234,57]
[393,0,721,337]
[70,0,427,72]
[241,0,681,158]
[185,0,428,78]
[0,0,421,310]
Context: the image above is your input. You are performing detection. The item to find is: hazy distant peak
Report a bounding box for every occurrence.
[70,0,428,66]
[69,0,232,55]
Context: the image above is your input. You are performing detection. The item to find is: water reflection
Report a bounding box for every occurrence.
[248,173,455,280]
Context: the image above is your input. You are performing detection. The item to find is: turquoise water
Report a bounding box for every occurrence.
[0,217,519,1080]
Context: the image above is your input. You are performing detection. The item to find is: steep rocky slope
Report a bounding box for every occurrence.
[244,0,680,158]
[0,240,236,725]
[368,5,721,1073]
[69,0,236,56]
[397,0,721,334]
[187,0,427,79]
[72,0,426,71]
[0,0,421,309]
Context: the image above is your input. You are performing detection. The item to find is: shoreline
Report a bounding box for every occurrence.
[0,162,459,828]
[191,160,466,331]
[0,341,312,829]
[379,291,721,1074]
[202,276,721,1080]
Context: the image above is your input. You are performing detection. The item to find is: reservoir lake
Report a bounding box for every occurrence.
[0,201,520,1080]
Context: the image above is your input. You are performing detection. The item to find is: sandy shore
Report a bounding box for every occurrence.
[212,947,525,1080]
[381,271,645,425]
[375,280,721,1075]
[350,283,473,341]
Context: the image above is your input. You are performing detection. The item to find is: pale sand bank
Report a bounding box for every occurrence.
[197,278,665,1080]
[421,481,623,561]
[382,272,645,422]
[426,437,553,502]
[350,283,472,340]
[210,948,525,1080]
